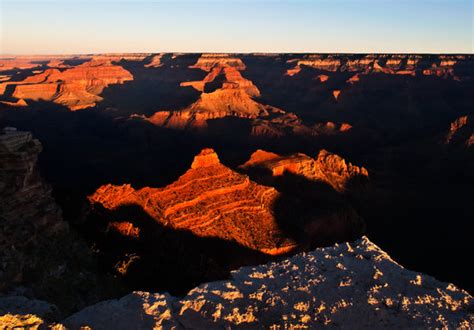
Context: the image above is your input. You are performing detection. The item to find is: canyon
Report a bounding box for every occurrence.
[0,53,473,327]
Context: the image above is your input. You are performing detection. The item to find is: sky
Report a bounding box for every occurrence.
[0,0,472,54]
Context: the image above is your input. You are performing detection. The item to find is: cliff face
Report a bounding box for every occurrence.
[144,54,164,68]
[242,149,368,192]
[7,236,470,329]
[285,54,468,79]
[0,128,124,315]
[0,59,133,110]
[89,148,295,254]
[0,128,67,291]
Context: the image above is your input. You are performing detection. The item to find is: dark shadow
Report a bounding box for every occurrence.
[97,54,204,117]
[241,167,367,249]
[84,202,269,296]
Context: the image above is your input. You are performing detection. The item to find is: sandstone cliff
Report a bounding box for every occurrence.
[88,148,296,254]
[0,59,133,110]
[242,149,368,193]
[286,54,467,79]
[144,54,164,68]
[5,236,471,328]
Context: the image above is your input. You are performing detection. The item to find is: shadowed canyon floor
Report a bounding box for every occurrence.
[0,53,473,325]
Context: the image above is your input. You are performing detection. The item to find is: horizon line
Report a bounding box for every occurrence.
[1,51,473,57]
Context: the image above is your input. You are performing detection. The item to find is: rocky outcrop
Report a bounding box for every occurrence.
[144,54,164,68]
[0,59,133,110]
[0,98,28,107]
[286,55,342,74]
[0,128,118,314]
[189,53,247,72]
[32,236,468,328]
[0,127,67,291]
[88,148,296,254]
[47,59,70,68]
[445,115,473,147]
[313,121,352,134]
[242,149,368,193]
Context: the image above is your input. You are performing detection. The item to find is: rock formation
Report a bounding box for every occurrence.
[89,148,296,254]
[285,54,467,79]
[144,54,164,68]
[0,128,121,314]
[0,98,28,107]
[241,149,368,193]
[0,127,67,291]
[8,236,470,328]
[138,54,284,129]
[0,59,133,110]
[136,54,347,137]
[445,115,473,147]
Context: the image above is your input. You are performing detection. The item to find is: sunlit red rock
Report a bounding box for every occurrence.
[47,59,70,68]
[241,149,368,192]
[144,54,164,68]
[445,115,473,147]
[285,55,341,75]
[190,53,247,72]
[139,54,285,130]
[0,98,28,107]
[0,60,133,110]
[284,54,466,79]
[0,59,39,72]
[91,53,149,63]
[88,148,297,254]
[333,90,341,101]
[108,221,140,239]
[138,54,346,136]
[346,74,360,84]
[316,74,329,82]
[313,121,352,134]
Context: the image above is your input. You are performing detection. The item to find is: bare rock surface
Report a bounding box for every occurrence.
[60,236,472,329]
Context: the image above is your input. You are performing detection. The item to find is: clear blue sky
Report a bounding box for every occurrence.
[1,0,472,54]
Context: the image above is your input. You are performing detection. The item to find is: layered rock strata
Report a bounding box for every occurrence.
[286,54,469,79]
[0,59,133,110]
[241,149,368,192]
[89,148,296,254]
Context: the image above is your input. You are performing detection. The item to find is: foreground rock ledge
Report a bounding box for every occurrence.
[2,237,472,329]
